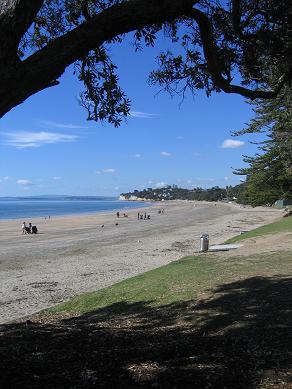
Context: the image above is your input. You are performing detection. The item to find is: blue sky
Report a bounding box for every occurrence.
[0,34,259,197]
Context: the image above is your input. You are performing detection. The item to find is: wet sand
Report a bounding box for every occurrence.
[0,201,281,323]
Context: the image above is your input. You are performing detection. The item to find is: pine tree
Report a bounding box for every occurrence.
[234,87,292,206]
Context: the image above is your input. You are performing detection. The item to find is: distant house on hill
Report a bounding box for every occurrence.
[275,199,292,208]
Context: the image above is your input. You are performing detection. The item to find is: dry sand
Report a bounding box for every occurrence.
[0,201,283,324]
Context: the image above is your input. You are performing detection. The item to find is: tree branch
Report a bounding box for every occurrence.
[0,0,198,117]
[231,0,259,41]
[0,0,44,57]
[28,0,197,67]
[188,7,283,100]
[231,0,242,37]
[0,0,288,119]
[81,0,91,21]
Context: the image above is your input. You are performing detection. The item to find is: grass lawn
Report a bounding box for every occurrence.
[226,215,292,243]
[46,216,292,318]
[48,249,292,317]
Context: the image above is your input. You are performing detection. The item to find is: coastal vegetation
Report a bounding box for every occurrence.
[121,177,291,205]
[0,1,291,122]
[121,184,244,202]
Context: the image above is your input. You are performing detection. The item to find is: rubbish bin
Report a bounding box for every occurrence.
[200,234,209,252]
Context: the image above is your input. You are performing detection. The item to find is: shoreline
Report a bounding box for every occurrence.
[0,201,282,324]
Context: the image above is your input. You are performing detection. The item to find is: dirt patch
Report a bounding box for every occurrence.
[215,232,292,258]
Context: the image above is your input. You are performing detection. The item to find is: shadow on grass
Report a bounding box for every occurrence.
[1,276,292,388]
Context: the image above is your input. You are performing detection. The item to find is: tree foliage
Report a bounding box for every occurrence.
[0,0,291,124]
[234,86,292,206]
[121,184,243,202]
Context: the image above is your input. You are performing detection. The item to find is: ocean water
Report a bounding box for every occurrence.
[0,196,148,220]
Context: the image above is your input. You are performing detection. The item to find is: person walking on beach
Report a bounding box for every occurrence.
[138,212,140,220]
[22,221,27,234]
[116,211,120,218]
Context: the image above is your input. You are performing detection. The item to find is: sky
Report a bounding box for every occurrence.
[0,33,261,197]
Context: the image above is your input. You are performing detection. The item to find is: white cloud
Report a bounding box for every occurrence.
[40,120,88,129]
[221,139,245,149]
[160,151,171,157]
[114,186,119,191]
[97,168,116,174]
[102,168,115,173]
[130,111,159,119]
[133,153,142,158]
[17,179,33,187]
[4,131,79,148]
[53,176,62,180]
[224,176,229,181]
[0,176,9,183]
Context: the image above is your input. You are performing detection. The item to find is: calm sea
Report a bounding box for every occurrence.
[0,197,148,220]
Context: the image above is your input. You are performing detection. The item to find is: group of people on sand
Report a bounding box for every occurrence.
[138,212,150,220]
[22,221,38,234]
[116,212,128,218]
[115,211,151,221]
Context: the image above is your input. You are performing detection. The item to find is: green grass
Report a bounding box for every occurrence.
[47,248,292,317]
[225,216,292,243]
[43,216,292,319]
[48,256,217,314]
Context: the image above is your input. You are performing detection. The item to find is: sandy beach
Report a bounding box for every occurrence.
[0,201,282,324]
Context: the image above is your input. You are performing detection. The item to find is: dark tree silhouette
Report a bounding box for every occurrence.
[0,0,291,125]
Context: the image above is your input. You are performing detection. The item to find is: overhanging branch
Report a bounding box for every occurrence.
[22,0,197,96]
[188,7,284,100]
[27,0,197,69]
[0,0,198,118]
[0,0,44,52]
